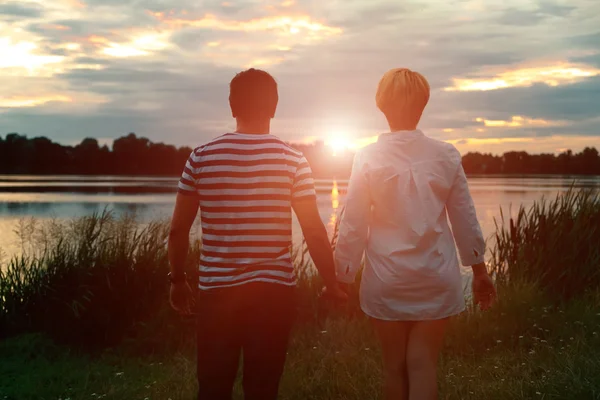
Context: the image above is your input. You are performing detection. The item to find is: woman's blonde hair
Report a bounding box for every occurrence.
[375,68,430,128]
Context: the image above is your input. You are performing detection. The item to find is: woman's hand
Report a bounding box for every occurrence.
[321,283,349,303]
[472,270,496,310]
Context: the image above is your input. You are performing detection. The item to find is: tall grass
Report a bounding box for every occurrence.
[1,187,599,353]
[490,187,600,301]
[0,211,201,350]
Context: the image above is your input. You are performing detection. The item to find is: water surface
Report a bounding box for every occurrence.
[1,175,599,262]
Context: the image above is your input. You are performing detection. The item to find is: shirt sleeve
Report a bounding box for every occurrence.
[446,161,486,266]
[334,151,371,284]
[178,150,199,197]
[292,156,316,201]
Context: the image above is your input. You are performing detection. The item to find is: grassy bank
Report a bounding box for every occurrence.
[2,285,600,400]
[1,188,600,399]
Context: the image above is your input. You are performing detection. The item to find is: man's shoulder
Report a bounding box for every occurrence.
[190,133,230,154]
[267,134,304,158]
[191,133,304,159]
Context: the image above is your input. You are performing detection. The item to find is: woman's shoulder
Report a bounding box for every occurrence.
[421,136,462,164]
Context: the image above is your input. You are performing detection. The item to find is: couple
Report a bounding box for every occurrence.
[168,67,496,400]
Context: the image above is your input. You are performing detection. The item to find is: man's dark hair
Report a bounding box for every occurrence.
[229,68,278,121]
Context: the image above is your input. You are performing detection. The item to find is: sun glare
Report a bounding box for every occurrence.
[326,134,352,155]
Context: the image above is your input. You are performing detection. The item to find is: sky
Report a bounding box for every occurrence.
[1,0,600,155]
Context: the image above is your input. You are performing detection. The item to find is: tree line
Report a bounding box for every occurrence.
[1,132,599,177]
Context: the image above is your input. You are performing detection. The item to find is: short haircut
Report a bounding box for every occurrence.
[375,68,430,127]
[229,68,279,121]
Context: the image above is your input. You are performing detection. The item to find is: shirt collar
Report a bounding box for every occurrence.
[378,129,424,143]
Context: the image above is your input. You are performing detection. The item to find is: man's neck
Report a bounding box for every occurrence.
[235,119,271,135]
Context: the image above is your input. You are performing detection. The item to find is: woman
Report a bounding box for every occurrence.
[334,68,496,400]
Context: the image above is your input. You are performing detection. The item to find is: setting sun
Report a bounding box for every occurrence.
[326,133,353,155]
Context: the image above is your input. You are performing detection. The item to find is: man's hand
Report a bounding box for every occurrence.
[321,283,349,303]
[472,271,496,310]
[170,281,196,315]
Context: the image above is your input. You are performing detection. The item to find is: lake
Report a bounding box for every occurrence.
[1,175,600,262]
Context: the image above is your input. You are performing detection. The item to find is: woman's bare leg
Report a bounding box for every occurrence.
[372,319,412,400]
[406,318,449,400]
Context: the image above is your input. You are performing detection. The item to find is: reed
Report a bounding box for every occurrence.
[2,186,599,352]
[490,187,600,301]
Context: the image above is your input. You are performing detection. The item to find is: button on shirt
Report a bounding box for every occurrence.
[334,130,485,321]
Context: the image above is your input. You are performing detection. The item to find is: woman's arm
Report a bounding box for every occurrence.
[334,151,371,283]
[446,162,486,267]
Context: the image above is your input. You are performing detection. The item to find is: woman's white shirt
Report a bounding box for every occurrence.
[334,130,485,320]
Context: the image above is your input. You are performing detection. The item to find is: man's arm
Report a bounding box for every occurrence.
[168,149,201,315]
[291,156,345,300]
[293,198,337,289]
[168,193,199,315]
[168,193,200,279]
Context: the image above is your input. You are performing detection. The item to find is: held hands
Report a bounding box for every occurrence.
[321,282,349,303]
[170,281,196,316]
[472,270,497,310]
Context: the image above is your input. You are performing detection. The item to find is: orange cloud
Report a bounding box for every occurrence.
[40,24,71,31]
[150,12,342,38]
[475,115,568,128]
[445,62,600,91]
[449,135,600,155]
[0,95,72,108]
[86,32,170,57]
[0,38,64,75]
[64,0,86,8]
[474,116,568,128]
[246,57,285,68]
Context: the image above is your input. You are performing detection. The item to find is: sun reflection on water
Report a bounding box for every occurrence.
[329,179,339,228]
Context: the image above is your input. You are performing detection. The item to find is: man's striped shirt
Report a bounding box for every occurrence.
[178,132,316,289]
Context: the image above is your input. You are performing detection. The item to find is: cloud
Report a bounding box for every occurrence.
[0,0,599,154]
[450,135,600,155]
[0,2,44,18]
[495,8,547,26]
[444,61,600,91]
[0,37,65,75]
[495,2,575,26]
[0,95,72,108]
[474,116,568,128]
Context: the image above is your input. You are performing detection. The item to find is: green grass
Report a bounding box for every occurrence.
[2,187,600,399]
[490,188,600,301]
[2,283,600,400]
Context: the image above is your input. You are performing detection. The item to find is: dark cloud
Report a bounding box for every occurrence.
[72,56,113,66]
[0,2,44,18]
[434,77,600,123]
[3,0,600,148]
[569,32,600,48]
[496,2,575,26]
[538,1,576,17]
[170,28,241,51]
[572,53,600,67]
[496,9,546,26]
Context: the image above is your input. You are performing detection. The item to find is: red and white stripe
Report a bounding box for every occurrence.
[178,132,315,289]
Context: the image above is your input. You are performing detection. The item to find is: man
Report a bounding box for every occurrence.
[168,68,346,400]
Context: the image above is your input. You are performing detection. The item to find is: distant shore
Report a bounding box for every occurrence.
[3,133,600,177]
